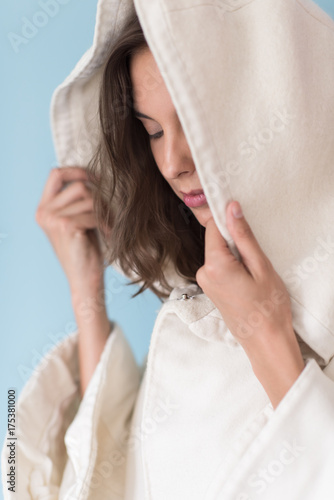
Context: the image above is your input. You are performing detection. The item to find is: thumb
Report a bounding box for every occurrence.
[226,201,268,277]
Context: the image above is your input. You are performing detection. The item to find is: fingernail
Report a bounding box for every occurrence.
[232,201,243,219]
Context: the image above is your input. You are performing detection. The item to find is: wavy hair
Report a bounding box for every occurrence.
[87,10,205,299]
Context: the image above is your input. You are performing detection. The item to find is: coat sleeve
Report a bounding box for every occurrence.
[206,355,334,500]
[1,320,142,500]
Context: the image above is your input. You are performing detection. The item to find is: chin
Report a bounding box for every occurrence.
[194,206,212,228]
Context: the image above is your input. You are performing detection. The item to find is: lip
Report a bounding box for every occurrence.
[181,189,208,208]
[181,189,204,196]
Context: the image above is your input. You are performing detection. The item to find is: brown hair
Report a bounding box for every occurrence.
[87,10,205,299]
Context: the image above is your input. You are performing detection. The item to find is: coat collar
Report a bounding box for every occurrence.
[163,284,242,347]
[163,284,331,364]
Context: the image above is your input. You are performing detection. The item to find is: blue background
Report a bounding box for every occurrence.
[1,0,333,497]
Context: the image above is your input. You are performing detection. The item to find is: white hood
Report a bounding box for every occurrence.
[51,0,334,365]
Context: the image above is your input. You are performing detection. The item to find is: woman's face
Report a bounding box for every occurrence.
[130,47,212,228]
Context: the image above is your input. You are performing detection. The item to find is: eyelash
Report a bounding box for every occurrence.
[149,131,163,141]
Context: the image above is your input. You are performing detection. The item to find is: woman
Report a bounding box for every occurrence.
[2,1,334,499]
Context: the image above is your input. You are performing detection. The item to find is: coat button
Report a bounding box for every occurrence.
[177,293,195,301]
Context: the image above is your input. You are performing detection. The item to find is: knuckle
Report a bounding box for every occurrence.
[203,261,217,279]
[256,257,273,277]
[44,212,57,229]
[51,167,62,178]
[58,217,72,233]
[195,266,204,284]
[75,181,90,198]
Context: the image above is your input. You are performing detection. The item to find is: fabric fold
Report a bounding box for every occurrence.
[204,356,334,500]
[1,321,141,500]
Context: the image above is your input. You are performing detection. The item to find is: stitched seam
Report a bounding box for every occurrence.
[160,0,235,208]
[296,0,334,33]
[290,293,334,338]
[167,0,255,13]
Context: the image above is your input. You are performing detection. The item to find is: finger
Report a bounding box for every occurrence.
[226,201,269,276]
[69,212,97,231]
[204,217,240,269]
[56,198,94,218]
[48,181,92,212]
[40,166,88,205]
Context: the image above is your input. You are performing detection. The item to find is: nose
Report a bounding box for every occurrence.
[160,129,196,180]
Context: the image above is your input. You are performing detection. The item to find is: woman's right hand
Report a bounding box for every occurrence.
[35,166,106,301]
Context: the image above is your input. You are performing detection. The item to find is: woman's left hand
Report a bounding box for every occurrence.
[196,200,305,409]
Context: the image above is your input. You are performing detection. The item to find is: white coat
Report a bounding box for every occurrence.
[2,0,334,498]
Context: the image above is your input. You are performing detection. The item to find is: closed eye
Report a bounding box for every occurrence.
[149,130,163,141]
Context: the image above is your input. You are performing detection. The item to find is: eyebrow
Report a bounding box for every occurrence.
[134,110,154,121]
